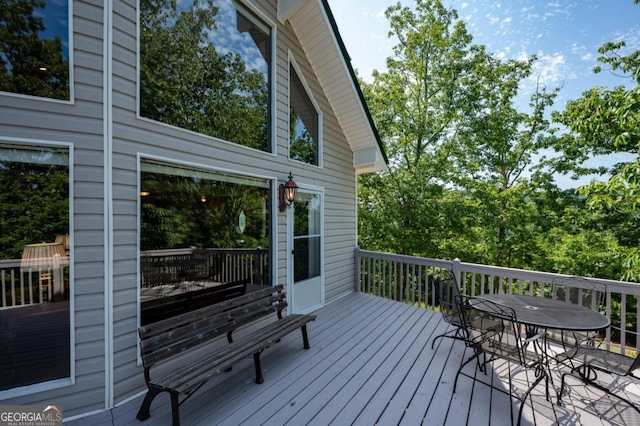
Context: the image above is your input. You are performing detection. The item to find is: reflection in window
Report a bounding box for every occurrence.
[140,0,271,151]
[140,161,271,325]
[0,1,70,100]
[0,143,71,391]
[289,64,319,165]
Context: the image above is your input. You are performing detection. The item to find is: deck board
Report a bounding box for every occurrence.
[67,291,640,425]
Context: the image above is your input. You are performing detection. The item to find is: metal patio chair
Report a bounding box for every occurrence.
[453,295,550,426]
[557,345,640,414]
[547,276,607,349]
[430,270,467,349]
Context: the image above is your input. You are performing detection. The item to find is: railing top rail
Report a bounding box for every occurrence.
[0,259,21,268]
[355,248,453,269]
[356,248,640,296]
[141,247,268,257]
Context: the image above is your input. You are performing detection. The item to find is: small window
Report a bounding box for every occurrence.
[0,143,71,390]
[0,1,71,100]
[289,64,319,165]
[139,0,272,151]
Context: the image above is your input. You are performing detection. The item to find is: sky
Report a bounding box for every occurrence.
[328,0,640,187]
[328,0,639,107]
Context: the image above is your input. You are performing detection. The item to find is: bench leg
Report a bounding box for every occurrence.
[136,387,162,421]
[137,387,181,426]
[170,391,180,426]
[301,325,311,350]
[253,352,264,384]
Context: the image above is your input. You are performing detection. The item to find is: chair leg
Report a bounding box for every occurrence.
[517,372,548,426]
[431,333,444,349]
[431,328,466,349]
[453,350,482,393]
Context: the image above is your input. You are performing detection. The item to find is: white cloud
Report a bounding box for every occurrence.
[363,8,387,21]
[531,52,575,87]
[486,13,500,25]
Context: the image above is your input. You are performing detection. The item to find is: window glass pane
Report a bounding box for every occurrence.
[289,65,318,164]
[0,1,70,100]
[140,161,271,325]
[0,143,71,390]
[293,193,321,237]
[293,236,320,283]
[140,0,271,151]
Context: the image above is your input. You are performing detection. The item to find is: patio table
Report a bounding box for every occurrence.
[468,294,612,403]
[472,294,610,335]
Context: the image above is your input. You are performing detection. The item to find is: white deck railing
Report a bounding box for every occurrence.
[356,248,640,354]
[0,259,68,309]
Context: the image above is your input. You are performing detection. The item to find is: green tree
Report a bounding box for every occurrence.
[0,154,69,259]
[0,0,69,100]
[456,53,561,267]
[552,10,640,280]
[289,107,316,164]
[359,0,562,272]
[359,0,492,258]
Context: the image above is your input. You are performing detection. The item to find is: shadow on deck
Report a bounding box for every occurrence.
[69,292,640,425]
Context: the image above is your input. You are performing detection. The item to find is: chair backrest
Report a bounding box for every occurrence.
[456,295,540,366]
[434,270,462,326]
[550,276,606,313]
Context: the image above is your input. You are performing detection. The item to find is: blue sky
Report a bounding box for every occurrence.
[38,0,69,58]
[328,0,639,108]
[328,0,640,188]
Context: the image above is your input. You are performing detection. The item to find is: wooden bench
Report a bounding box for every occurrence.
[135,284,316,425]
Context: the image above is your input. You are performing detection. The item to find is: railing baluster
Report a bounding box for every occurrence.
[620,293,628,352]
[1,270,6,307]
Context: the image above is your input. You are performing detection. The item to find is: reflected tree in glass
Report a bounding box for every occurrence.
[140,0,270,151]
[0,0,70,100]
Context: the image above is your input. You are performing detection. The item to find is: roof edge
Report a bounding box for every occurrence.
[319,0,389,166]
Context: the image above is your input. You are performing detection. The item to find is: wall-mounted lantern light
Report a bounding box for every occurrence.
[279,172,298,212]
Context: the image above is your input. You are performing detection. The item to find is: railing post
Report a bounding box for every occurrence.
[452,258,462,292]
[354,248,361,292]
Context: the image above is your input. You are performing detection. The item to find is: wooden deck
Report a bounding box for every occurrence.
[70,292,640,425]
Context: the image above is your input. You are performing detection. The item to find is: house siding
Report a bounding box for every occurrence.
[0,0,107,418]
[0,0,364,419]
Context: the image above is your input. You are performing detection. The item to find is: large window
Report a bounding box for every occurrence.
[0,143,71,391]
[139,161,271,325]
[0,1,71,100]
[139,0,271,151]
[289,63,319,165]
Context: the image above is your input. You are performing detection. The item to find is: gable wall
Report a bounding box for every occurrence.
[0,0,360,416]
[109,0,358,404]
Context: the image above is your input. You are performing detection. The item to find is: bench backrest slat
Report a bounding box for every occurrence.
[139,285,286,368]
